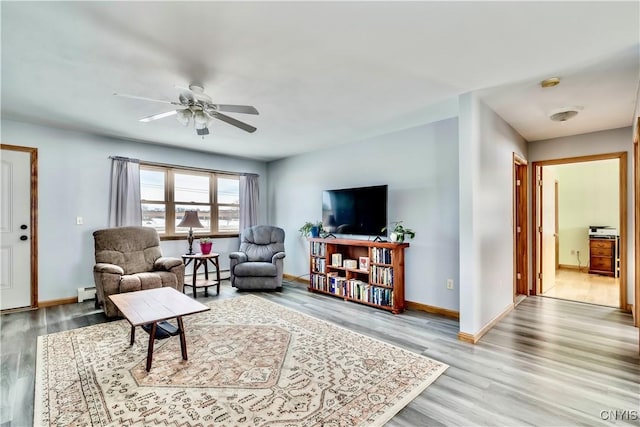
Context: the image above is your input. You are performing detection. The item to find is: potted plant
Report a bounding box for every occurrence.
[299,221,324,238]
[381,221,416,242]
[199,238,213,254]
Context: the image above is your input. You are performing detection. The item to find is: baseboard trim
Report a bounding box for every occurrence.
[457,332,475,344]
[625,303,633,314]
[283,273,309,286]
[38,297,77,308]
[558,264,589,272]
[405,300,459,319]
[457,303,514,344]
[1,306,37,314]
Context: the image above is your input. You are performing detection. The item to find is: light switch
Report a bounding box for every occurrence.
[76,216,83,225]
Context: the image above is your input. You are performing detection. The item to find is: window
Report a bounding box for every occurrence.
[140,165,240,237]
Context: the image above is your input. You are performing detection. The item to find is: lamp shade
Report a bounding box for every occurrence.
[177,210,204,228]
[194,110,208,125]
[176,109,192,126]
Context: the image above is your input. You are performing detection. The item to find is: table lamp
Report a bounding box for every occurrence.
[177,210,204,255]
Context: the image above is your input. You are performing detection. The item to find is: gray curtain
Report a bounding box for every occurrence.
[108,157,142,227]
[239,174,259,231]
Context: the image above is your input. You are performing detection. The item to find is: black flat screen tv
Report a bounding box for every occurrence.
[322,185,387,237]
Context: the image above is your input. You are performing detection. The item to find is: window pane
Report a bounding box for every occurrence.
[142,203,165,233]
[175,205,211,234]
[218,206,239,232]
[140,169,164,201]
[175,173,210,203]
[218,177,239,204]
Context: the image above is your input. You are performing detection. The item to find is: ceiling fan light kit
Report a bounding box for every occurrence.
[176,109,192,126]
[115,84,259,136]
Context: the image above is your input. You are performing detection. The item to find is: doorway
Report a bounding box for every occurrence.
[513,153,528,301]
[634,117,639,330]
[532,152,627,309]
[0,144,38,311]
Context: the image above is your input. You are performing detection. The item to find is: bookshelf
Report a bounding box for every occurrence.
[308,237,409,314]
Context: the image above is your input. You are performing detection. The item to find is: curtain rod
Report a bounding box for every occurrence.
[108,156,259,177]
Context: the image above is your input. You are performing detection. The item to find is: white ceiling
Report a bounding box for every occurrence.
[2,2,638,161]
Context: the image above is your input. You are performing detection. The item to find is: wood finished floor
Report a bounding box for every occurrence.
[542,268,620,307]
[1,280,638,426]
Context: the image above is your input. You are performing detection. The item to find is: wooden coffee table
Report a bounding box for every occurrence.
[109,287,210,371]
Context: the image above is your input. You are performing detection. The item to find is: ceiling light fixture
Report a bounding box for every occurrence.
[540,77,561,88]
[118,83,258,137]
[176,109,193,126]
[549,109,579,122]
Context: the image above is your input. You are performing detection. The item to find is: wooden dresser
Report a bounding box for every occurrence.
[588,238,618,277]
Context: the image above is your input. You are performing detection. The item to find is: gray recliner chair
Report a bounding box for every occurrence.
[93,226,185,317]
[229,225,286,290]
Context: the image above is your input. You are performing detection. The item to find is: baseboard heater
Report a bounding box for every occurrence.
[77,286,96,302]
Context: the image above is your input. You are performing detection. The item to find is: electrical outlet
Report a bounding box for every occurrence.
[76,216,83,225]
[446,279,454,290]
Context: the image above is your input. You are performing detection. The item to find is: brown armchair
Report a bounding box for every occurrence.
[93,226,185,317]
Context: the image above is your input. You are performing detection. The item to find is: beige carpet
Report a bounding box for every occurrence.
[35,295,447,426]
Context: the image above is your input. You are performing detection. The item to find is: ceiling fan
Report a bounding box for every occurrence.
[114,84,258,136]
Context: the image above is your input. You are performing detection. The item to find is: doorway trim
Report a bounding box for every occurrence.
[531,151,627,310]
[513,153,528,299]
[634,117,639,325]
[0,143,38,309]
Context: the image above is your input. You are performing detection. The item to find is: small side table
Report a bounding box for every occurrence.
[181,252,221,298]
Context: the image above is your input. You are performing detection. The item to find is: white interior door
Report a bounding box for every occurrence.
[541,166,557,294]
[1,149,32,310]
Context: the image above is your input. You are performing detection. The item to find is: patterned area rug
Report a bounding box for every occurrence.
[35,295,447,426]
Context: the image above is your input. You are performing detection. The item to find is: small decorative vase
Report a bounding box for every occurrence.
[310,226,320,238]
[200,242,212,255]
[390,232,404,242]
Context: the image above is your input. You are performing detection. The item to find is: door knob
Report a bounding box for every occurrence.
[20,224,28,230]
[20,235,28,241]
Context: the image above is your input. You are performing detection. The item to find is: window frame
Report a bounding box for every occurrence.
[140,163,240,239]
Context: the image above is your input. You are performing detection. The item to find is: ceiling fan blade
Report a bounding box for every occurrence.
[213,104,259,115]
[113,92,184,106]
[211,112,257,133]
[139,110,177,122]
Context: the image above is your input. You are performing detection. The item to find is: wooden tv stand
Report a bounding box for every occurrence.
[308,237,409,314]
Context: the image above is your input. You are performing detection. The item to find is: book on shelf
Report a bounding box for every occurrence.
[311,242,326,256]
[312,257,326,273]
[343,259,357,269]
[331,253,342,267]
[371,265,394,286]
[311,273,327,291]
[372,247,392,264]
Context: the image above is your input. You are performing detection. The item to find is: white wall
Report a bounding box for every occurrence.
[267,118,460,311]
[1,119,267,301]
[458,92,528,335]
[528,126,635,303]
[555,160,619,267]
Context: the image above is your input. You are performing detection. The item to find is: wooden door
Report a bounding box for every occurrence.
[634,118,639,330]
[555,180,559,271]
[0,145,37,310]
[513,154,528,296]
[541,166,557,294]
